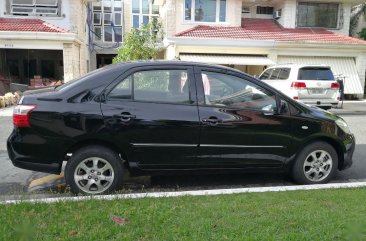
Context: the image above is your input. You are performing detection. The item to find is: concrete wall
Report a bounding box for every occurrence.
[331,2,352,36]
[276,0,296,28]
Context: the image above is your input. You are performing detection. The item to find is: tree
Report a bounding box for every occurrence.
[113,18,164,63]
[359,27,366,40]
[350,3,366,37]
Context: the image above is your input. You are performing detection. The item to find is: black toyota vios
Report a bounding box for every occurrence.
[7,61,355,194]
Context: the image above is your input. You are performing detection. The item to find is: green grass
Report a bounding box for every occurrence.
[1,188,366,241]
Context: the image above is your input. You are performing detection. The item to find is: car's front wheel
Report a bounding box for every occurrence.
[65,145,124,195]
[292,142,338,184]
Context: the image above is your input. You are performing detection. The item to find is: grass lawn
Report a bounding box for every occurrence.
[1,188,366,241]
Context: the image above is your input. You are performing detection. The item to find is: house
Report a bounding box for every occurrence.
[158,0,366,97]
[0,0,88,86]
[1,0,365,97]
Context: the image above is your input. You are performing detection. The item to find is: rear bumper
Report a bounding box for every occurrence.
[7,130,64,174]
[300,99,339,107]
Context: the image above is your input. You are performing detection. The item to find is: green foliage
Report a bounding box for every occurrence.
[2,188,366,240]
[358,27,366,40]
[113,18,164,63]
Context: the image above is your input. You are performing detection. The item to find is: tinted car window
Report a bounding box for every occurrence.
[108,76,132,100]
[108,70,191,104]
[201,71,277,112]
[259,69,272,80]
[278,68,290,80]
[298,67,334,80]
[269,68,281,79]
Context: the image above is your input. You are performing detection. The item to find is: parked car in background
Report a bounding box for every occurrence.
[259,64,340,110]
[7,61,355,195]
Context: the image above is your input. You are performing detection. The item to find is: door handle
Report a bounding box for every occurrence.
[202,117,222,126]
[115,112,136,122]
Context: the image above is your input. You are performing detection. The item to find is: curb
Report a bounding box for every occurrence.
[3,181,366,205]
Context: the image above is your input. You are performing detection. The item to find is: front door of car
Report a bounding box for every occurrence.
[195,67,294,168]
[101,66,200,170]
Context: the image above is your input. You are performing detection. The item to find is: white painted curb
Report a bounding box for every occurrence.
[2,181,366,205]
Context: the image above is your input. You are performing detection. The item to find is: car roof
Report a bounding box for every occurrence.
[265,64,331,69]
[109,60,237,72]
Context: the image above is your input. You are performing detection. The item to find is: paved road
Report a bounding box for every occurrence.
[0,105,365,198]
[0,116,34,194]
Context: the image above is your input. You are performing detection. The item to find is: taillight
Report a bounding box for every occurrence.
[293,96,299,100]
[331,82,340,89]
[13,105,36,127]
[291,82,307,89]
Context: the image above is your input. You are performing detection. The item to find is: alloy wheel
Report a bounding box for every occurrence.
[74,157,115,194]
[303,150,333,182]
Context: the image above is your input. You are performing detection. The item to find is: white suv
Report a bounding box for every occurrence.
[259,64,340,110]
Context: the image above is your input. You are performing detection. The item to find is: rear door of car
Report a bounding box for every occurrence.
[297,67,339,100]
[101,65,200,170]
[195,66,294,168]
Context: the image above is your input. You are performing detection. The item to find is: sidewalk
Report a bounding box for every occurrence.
[330,100,366,115]
[0,106,14,117]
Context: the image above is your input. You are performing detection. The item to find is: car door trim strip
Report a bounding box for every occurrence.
[131,143,197,147]
[200,144,284,148]
[131,143,284,148]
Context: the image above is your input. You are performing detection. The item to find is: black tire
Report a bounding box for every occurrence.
[292,141,338,184]
[65,145,124,195]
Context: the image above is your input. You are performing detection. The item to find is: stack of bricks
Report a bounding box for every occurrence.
[29,75,64,88]
[30,75,44,88]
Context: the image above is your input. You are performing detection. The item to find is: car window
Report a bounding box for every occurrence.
[269,68,281,79]
[108,70,191,104]
[259,69,272,80]
[298,67,334,80]
[108,76,132,100]
[201,71,277,112]
[278,68,290,80]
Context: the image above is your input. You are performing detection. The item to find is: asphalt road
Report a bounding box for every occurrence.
[0,116,34,195]
[0,110,365,197]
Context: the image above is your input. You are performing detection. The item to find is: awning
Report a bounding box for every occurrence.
[277,56,363,94]
[179,54,275,66]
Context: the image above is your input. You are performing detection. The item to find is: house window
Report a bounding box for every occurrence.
[297,2,339,28]
[184,0,226,23]
[132,0,160,28]
[242,6,250,14]
[256,6,274,15]
[10,0,60,17]
[92,0,123,43]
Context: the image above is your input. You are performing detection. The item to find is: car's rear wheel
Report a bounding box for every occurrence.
[292,142,338,184]
[65,145,124,195]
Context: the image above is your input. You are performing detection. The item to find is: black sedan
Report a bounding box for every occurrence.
[7,61,355,194]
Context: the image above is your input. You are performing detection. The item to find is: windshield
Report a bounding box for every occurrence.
[298,67,334,80]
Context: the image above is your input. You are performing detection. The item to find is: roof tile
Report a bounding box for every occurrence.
[0,18,68,33]
[175,18,366,45]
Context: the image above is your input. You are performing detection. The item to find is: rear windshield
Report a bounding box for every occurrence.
[298,67,334,81]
